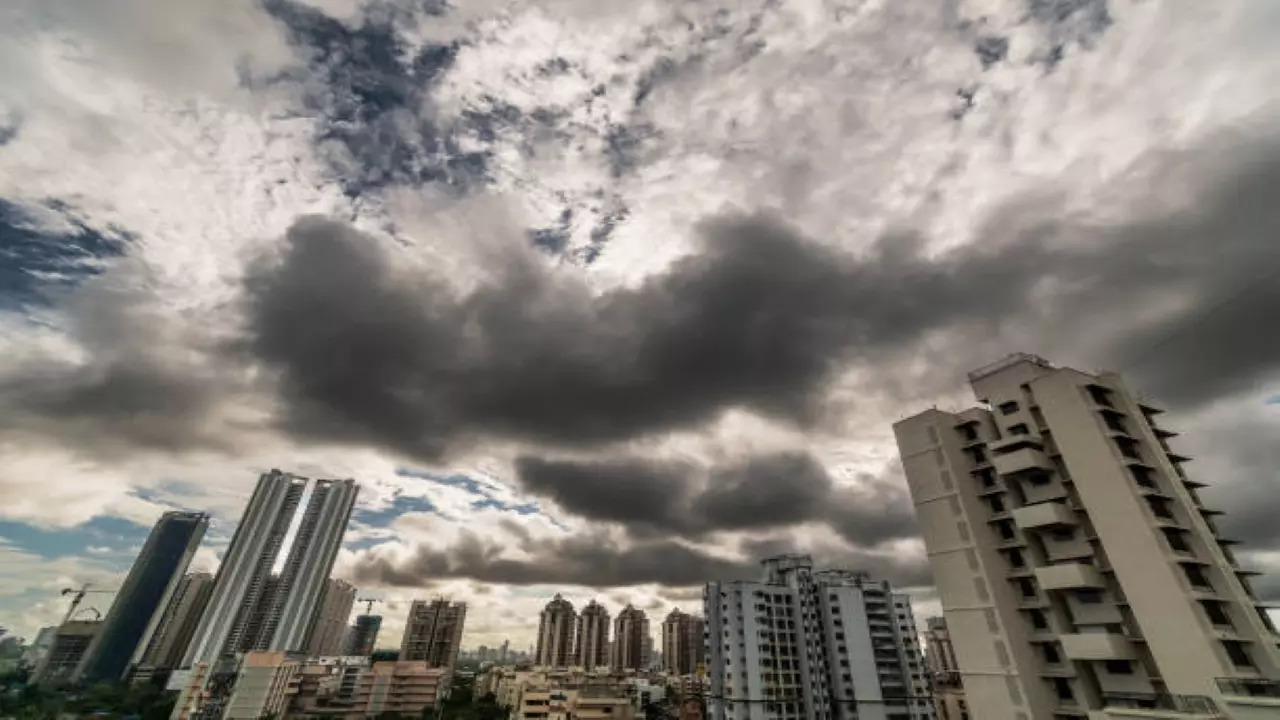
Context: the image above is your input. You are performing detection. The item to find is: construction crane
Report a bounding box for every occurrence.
[59,584,115,625]
[72,607,102,622]
[357,597,383,616]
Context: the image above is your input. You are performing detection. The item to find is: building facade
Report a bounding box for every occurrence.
[351,661,450,717]
[400,598,467,668]
[32,620,101,686]
[178,471,358,674]
[180,471,308,669]
[306,579,357,657]
[345,614,382,656]
[258,478,360,652]
[894,354,1280,719]
[575,600,611,670]
[76,511,209,683]
[922,618,966,720]
[705,555,934,720]
[662,609,706,676]
[131,572,215,684]
[536,594,577,668]
[613,605,651,672]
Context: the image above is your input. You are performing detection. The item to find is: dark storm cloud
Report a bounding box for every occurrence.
[350,524,931,591]
[0,270,233,456]
[351,530,756,588]
[515,452,916,546]
[241,144,1280,462]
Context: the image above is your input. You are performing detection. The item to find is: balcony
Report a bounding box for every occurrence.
[1036,563,1105,590]
[994,446,1053,478]
[1013,502,1076,530]
[989,433,1045,455]
[1102,692,1223,718]
[1217,677,1280,698]
[1060,633,1134,661]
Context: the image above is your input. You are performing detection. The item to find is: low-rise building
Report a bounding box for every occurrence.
[349,661,450,718]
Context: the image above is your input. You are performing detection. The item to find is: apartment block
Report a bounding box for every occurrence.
[32,620,101,686]
[305,579,357,657]
[344,614,382,656]
[663,609,707,676]
[349,661,450,717]
[400,598,467,668]
[614,605,652,672]
[705,554,934,720]
[923,618,966,720]
[894,354,1280,719]
[576,600,611,670]
[130,572,215,685]
[537,594,577,668]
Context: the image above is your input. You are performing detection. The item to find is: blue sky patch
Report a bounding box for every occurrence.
[0,516,150,562]
[0,198,133,308]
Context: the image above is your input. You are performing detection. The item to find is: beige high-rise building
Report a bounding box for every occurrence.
[536,595,577,668]
[612,605,650,672]
[400,598,467,668]
[305,579,356,656]
[662,609,705,676]
[894,354,1280,720]
[575,600,610,670]
[924,617,966,720]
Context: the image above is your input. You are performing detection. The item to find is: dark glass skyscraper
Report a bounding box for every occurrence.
[75,511,208,683]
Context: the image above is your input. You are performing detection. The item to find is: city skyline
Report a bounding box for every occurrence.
[2,0,1280,689]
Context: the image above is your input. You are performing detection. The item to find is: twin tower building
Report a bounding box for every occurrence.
[69,470,360,693]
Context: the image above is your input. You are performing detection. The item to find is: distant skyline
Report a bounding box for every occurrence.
[2,0,1280,654]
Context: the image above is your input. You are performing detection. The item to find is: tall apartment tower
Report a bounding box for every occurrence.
[894,354,1280,719]
[613,605,651,672]
[574,600,610,670]
[76,511,209,683]
[131,572,215,679]
[662,608,706,675]
[345,614,382,656]
[535,594,576,668]
[259,478,359,652]
[400,598,467,667]
[705,555,934,720]
[306,579,357,656]
[178,471,359,671]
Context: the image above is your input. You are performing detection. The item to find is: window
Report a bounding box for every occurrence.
[1104,660,1134,675]
[1028,609,1048,630]
[1008,549,1026,568]
[1202,601,1233,628]
[1087,385,1113,408]
[971,447,987,464]
[1223,641,1255,669]
[990,496,1005,513]
[1128,465,1157,489]
[999,401,1019,415]
[1027,472,1052,487]
[1103,414,1127,434]
[1052,677,1074,701]
[1181,564,1212,589]
[998,521,1016,540]
[1049,527,1075,542]
[1017,578,1037,598]
[1042,643,1061,664]
[1162,528,1191,553]
[1115,437,1141,460]
[1008,423,1030,436]
[1076,589,1104,604]
[958,424,979,442]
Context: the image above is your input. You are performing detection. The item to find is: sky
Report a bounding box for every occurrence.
[1,0,1279,652]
